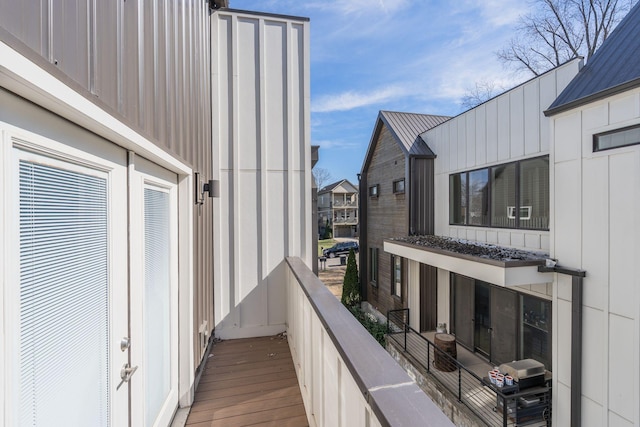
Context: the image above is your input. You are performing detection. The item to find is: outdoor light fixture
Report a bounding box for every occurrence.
[195,172,219,205]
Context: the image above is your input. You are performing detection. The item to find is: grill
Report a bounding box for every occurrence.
[499,359,546,389]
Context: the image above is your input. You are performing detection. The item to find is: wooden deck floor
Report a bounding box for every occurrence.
[185,335,309,427]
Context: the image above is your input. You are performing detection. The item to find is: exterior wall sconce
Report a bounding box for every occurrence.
[195,172,219,205]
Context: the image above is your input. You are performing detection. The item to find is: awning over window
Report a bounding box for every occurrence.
[384,236,553,287]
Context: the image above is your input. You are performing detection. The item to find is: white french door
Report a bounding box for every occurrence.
[129,156,179,427]
[4,132,130,427]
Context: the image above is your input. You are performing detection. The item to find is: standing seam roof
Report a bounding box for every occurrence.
[380,111,450,156]
[546,2,640,115]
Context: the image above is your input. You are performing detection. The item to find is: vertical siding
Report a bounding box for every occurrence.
[1,0,214,367]
[551,88,640,427]
[364,126,408,314]
[423,59,581,252]
[211,10,310,339]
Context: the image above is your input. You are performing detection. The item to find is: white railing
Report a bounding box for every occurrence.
[285,257,454,427]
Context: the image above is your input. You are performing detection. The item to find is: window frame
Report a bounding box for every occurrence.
[369,247,378,286]
[391,255,403,300]
[368,184,379,198]
[392,178,405,194]
[593,123,640,152]
[448,155,549,231]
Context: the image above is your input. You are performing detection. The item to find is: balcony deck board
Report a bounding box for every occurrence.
[186,335,308,427]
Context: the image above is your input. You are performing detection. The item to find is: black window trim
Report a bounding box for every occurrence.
[390,254,403,301]
[448,155,549,231]
[369,247,378,287]
[368,184,379,198]
[593,123,640,152]
[393,178,405,194]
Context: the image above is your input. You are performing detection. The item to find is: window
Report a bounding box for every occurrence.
[521,294,552,370]
[368,184,379,197]
[391,255,403,299]
[449,173,467,224]
[468,169,489,226]
[594,124,640,151]
[450,156,549,230]
[393,179,405,194]
[369,247,378,286]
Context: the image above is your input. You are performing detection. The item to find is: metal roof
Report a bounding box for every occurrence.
[379,111,450,156]
[546,2,640,116]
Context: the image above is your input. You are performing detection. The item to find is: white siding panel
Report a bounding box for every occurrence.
[556,298,572,387]
[475,104,487,165]
[553,382,571,427]
[608,314,635,422]
[266,171,286,271]
[524,80,540,155]
[509,88,525,158]
[539,72,557,152]
[554,112,581,163]
[524,233,540,249]
[608,412,633,427]
[554,160,581,267]
[497,95,510,161]
[582,306,604,403]
[581,397,604,427]
[447,123,457,172]
[237,18,259,171]
[511,232,524,249]
[291,23,306,171]
[581,103,609,131]
[466,113,475,168]
[609,152,637,318]
[582,157,608,310]
[457,117,466,169]
[486,100,498,163]
[264,21,286,171]
[609,93,640,125]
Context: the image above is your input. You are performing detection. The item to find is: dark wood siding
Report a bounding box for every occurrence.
[410,157,435,235]
[1,0,214,368]
[364,125,408,313]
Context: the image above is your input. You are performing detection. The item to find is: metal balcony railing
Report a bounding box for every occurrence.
[285,258,454,427]
[387,309,552,427]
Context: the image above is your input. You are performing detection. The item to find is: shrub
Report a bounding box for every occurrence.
[347,305,386,346]
[341,248,360,307]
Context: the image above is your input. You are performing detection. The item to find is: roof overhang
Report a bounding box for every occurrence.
[384,239,553,287]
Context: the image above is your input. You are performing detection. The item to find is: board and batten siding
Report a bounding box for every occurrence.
[0,0,214,367]
[550,87,640,427]
[421,59,580,301]
[211,10,311,339]
[364,125,409,312]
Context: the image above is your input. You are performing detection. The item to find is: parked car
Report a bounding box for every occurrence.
[322,241,359,258]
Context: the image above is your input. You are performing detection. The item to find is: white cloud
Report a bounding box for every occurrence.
[312,85,410,113]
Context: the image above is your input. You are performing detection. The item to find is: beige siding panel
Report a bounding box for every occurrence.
[0,0,48,57]
[93,0,118,107]
[51,0,90,88]
[265,21,286,171]
[238,18,260,171]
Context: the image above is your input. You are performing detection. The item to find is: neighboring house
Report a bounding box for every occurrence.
[358,111,450,321]
[318,179,359,238]
[0,3,311,426]
[543,4,640,425]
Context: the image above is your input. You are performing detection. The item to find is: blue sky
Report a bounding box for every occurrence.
[230,0,533,186]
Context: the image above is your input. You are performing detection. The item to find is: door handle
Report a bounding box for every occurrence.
[117,363,138,390]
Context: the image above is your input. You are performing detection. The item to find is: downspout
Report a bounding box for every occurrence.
[538,264,586,427]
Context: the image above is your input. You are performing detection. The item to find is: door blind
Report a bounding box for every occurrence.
[19,160,110,426]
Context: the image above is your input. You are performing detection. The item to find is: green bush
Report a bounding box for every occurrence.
[341,249,360,307]
[348,306,386,346]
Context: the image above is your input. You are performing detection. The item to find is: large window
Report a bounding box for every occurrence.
[449,156,549,230]
[369,247,378,286]
[521,294,551,370]
[391,255,403,299]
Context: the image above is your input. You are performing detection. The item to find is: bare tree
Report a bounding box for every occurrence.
[460,80,506,109]
[312,167,333,190]
[498,0,636,76]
